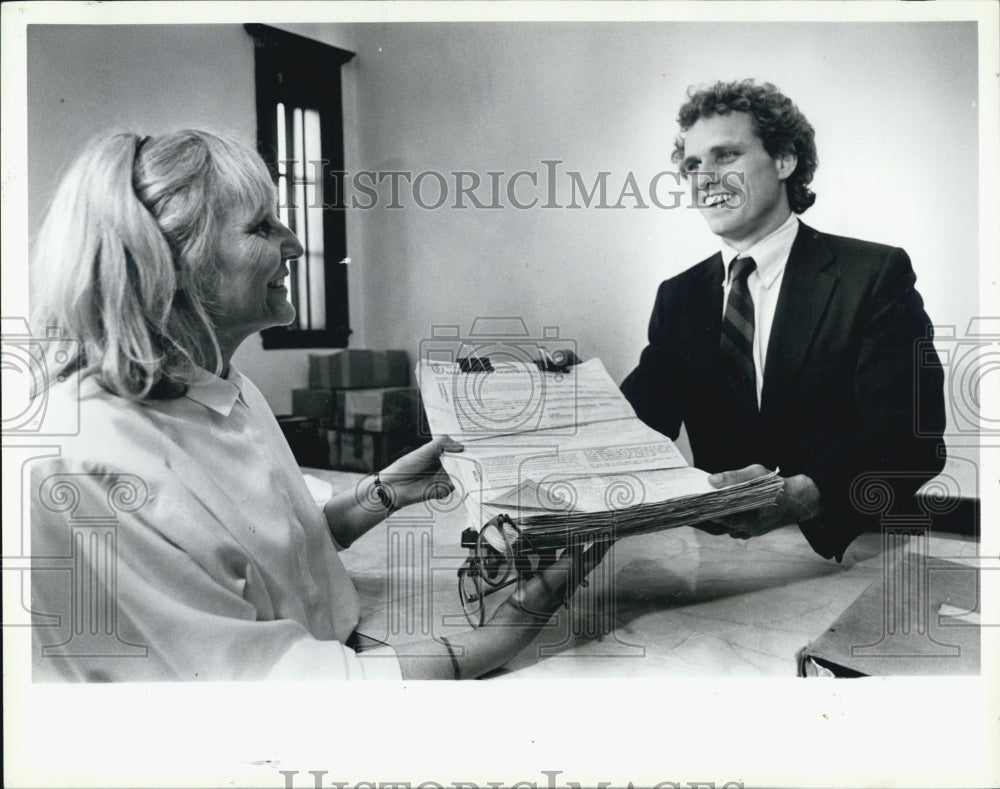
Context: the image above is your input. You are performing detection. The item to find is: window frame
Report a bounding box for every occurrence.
[245,23,355,349]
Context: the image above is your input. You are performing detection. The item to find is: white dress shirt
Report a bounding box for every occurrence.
[31,366,400,681]
[721,213,800,406]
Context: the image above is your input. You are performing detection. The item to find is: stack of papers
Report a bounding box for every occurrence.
[417,358,783,548]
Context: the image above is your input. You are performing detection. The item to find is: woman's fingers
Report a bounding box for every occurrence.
[426,435,464,455]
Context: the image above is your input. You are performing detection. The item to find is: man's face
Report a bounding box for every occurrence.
[680,111,795,251]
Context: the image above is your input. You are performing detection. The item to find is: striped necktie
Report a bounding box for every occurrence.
[721,256,758,411]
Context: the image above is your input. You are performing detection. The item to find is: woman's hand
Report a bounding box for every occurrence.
[394,535,614,680]
[377,435,464,510]
[324,436,463,547]
[488,536,613,626]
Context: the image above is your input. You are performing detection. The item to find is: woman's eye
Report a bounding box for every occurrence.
[252,220,272,236]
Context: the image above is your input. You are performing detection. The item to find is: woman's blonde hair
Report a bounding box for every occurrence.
[31,129,276,400]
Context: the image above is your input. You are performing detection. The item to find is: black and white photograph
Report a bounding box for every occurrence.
[2,2,998,788]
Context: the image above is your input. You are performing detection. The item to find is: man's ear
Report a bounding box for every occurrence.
[775,151,798,181]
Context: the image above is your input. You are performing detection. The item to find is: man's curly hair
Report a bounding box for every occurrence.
[671,80,818,214]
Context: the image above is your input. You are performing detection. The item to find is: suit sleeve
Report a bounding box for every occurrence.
[797,248,946,560]
[620,280,684,441]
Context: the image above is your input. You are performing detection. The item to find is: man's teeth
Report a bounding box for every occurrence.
[704,193,733,207]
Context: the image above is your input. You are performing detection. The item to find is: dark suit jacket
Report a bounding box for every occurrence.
[620,222,946,560]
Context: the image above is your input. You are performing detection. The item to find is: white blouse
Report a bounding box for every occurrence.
[30,366,400,681]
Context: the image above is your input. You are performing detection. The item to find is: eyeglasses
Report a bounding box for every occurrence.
[457,514,556,627]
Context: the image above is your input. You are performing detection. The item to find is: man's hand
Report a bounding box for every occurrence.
[699,464,821,539]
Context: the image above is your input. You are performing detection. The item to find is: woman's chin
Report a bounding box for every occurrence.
[270,303,297,327]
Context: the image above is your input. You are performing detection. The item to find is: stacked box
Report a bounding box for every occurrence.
[309,350,409,389]
[276,416,334,469]
[338,387,419,432]
[333,387,423,472]
[290,349,423,472]
[373,350,410,388]
[291,386,419,430]
[288,391,339,467]
[335,430,429,473]
[291,388,337,422]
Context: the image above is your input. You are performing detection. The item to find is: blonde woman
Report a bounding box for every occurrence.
[30,130,606,681]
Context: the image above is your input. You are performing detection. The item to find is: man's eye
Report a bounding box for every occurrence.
[252,220,272,236]
[717,151,739,163]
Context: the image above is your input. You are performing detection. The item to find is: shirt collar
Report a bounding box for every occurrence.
[722,213,799,289]
[183,365,247,416]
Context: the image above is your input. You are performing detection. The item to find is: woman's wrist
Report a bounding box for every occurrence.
[371,471,400,514]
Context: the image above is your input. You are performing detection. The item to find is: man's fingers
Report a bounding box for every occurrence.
[707,464,772,489]
[713,513,749,529]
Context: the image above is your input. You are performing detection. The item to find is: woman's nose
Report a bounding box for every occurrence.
[280,223,305,259]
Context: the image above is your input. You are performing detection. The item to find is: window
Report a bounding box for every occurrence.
[245,24,355,349]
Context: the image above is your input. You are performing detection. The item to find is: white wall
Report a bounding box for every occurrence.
[326,21,978,387]
[27,22,980,430]
[26,24,356,413]
[28,25,256,230]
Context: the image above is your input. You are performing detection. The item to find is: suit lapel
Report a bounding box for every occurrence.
[704,252,725,322]
[760,223,837,418]
[694,252,725,365]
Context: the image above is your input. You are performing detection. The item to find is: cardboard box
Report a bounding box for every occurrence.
[291,388,337,422]
[277,416,332,468]
[338,387,419,432]
[335,429,426,473]
[293,386,420,432]
[309,349,409,389]
[325,427,340,469]
[309,350,373,389]
[372,350,409,387]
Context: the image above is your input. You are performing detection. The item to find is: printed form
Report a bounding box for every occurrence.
[418,359,713,518]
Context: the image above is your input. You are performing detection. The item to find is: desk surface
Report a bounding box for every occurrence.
[308,469,980,679]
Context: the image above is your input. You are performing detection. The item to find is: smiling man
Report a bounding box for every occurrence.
[620,80,946,561]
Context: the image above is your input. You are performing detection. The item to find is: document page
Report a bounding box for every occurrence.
[439,418,687,497]
[419,359,687,509]
[419,357,636,439]
[417,357,782,541]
